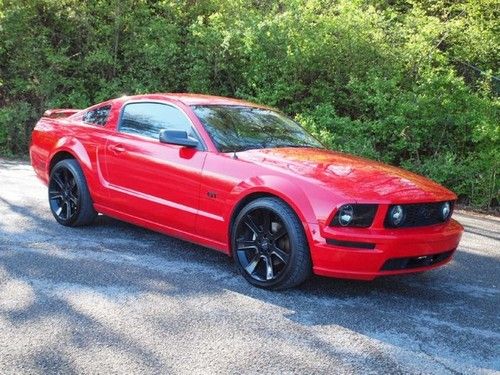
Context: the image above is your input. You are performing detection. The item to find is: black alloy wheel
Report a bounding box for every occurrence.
[232,197,311,289]
[49,166,79,222]
[48,159,97,226]
[236,208,290,281]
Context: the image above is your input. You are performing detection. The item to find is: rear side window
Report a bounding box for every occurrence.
[119,102,194,140]
[83,105,111,126]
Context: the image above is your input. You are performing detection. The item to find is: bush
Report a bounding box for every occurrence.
[0,102,35,156]
[0,0,498,208]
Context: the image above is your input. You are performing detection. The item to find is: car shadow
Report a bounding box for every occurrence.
[0,195,498,373]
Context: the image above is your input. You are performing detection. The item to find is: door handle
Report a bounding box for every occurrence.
[108,144,126,153]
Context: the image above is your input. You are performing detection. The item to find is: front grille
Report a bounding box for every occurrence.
[381,249,455,271]
[384,201,453,228]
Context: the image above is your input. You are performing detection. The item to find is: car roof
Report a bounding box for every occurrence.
[116,93,272,109]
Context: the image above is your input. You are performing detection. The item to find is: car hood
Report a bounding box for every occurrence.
[236,148,455,203]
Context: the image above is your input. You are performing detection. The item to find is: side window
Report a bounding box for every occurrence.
[83,105,111,126]
[119,102,194,140]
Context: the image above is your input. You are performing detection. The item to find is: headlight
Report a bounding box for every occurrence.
[338,205,354,226]
[388,205,405,227]
[331,204,378,227]
[441,202,451,221]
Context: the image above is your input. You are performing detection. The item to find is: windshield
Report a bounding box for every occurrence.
[191,105,323,152]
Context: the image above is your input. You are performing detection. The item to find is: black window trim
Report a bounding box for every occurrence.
[117,100,206,151]
[83,104,112,126]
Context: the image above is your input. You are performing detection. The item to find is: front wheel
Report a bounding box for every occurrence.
[48,159,97,226]
[231,197,312,290]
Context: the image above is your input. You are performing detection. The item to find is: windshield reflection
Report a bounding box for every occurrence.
[191,105,323,152]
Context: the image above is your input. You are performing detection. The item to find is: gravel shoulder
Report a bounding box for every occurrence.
[0,159,499,374]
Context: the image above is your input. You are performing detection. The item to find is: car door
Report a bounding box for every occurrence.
[104,101,207,233]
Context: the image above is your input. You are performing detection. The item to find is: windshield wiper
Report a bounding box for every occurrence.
[225,145,261,153]
[274,144,318,148]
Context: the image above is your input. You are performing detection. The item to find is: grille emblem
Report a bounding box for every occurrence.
[420,207,432,219]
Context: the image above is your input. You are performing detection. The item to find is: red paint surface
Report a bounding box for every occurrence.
[30,94,463,280]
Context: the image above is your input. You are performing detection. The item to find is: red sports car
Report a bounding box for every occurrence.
[30,94,463,289]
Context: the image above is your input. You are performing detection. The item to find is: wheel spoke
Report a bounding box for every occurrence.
[236,238,258,250]
[271,227,287,241]
[49,190,63,200]
[67,189,78,205]
[52,175,65,190]
[244,215,261,236]
[62,169,71,186]
[68,195,78,205]
[271,246,289,264]
[263,256,274,280]
[60,169,67,186]
[65,201,71,219]
[245,254,261,274]
[262,212,271,233]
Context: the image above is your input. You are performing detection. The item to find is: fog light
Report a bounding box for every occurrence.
[338,205,354,226]
[389,205,405,227]
[441,202,451,221]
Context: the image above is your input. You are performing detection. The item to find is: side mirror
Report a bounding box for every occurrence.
[159,129,199,148]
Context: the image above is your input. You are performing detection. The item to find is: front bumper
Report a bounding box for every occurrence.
[308,219,463,280]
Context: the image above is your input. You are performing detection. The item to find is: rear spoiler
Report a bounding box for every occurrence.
[42,109,81,119]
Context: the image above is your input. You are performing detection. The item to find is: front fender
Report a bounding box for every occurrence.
[227,175,318,226]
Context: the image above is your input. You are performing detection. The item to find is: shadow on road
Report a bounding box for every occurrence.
[0,193,498,373]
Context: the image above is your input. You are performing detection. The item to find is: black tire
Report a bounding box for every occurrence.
[48,159,97,226]
[231,197,312,290]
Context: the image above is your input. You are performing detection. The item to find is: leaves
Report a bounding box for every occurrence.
[0,0,498,207]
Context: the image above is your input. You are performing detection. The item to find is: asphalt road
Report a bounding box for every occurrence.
[0,159,499,374]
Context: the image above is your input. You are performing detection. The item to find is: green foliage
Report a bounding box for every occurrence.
[0,0,498,208]
[0,102,34,155]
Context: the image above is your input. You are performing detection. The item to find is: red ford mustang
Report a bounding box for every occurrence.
[30,93,463,289]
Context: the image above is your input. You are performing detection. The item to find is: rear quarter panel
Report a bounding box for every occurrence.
[30,115,112,205]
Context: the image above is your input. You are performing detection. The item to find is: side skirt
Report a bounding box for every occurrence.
[94,204,230,255]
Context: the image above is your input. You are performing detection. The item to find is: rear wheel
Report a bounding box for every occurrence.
[48,159,97,226]
[232,197,311,290]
